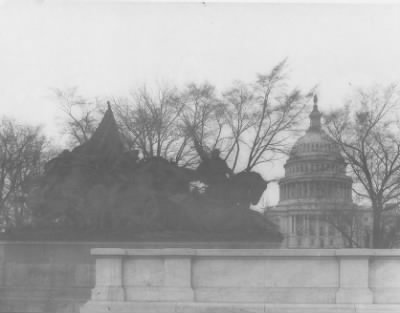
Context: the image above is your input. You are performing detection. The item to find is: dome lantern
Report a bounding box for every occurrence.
[309,95,322,131]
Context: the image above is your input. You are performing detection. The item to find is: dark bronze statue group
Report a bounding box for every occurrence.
[27,106,281,240]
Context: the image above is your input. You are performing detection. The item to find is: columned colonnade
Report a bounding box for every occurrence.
[280,180,351,201]
[287,214,340,248]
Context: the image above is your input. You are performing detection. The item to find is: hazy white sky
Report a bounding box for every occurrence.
[1,1,400,204]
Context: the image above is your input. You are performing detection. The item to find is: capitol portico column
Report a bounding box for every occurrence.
[348,185,352,200]
[324,222,330,247]
[285,215,290,248]
[310,182,314,198]
[303,215,310,247]
[314,182,317,198]
[293,215,296,234]
[288,215,296,247]
[293,215,297,242]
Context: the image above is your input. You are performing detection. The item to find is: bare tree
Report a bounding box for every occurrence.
[114,86,193,165]
[53,87,102,147]
[222,82,254,172]
[325,85,400,248]
[181,82,227,163]
[243,60,312,172]
[0,118,48,229]
[169,62,312,173]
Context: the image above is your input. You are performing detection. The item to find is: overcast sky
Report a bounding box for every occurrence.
[1,1,400,205]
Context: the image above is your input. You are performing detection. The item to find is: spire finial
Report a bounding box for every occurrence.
[313,94,318,108]
[107,101,111,111]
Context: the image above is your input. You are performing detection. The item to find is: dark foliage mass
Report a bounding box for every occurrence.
[26,105,281,241]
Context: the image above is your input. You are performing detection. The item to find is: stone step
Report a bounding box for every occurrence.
[80,302,400,313]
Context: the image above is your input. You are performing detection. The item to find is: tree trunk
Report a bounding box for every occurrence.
[372,203,383,248]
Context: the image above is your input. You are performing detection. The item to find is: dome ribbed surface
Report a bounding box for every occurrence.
[289,129,343,160]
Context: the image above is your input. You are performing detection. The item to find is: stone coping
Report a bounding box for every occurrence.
[91,248,400,257]
[81,302,400,313]
[0,241,279,246]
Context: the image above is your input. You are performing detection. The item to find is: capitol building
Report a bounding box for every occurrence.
[266,97,372,248]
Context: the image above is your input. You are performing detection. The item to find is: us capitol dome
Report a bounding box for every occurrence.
[266,96,371,248]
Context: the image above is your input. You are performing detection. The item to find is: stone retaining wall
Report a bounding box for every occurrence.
[81,249,400,313]
[0,241,277,313]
